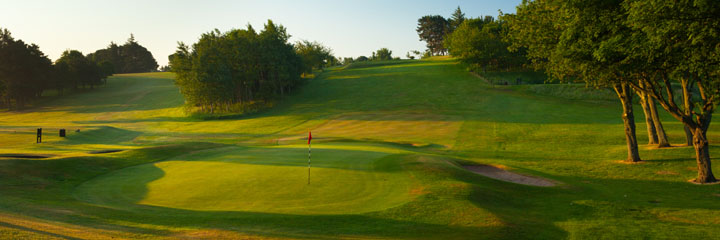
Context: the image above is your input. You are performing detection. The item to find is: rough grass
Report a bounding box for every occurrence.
[0,60,719,239]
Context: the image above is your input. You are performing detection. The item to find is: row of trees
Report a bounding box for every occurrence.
[417,7,527,71]
[170,20,335,113]
[0,29,113,109]
[444,13,527,71]
[505,0,720,183]
[341,48,397,65]
[87,35,159,73]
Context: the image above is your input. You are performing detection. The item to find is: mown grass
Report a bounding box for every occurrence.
[0,59,719,239]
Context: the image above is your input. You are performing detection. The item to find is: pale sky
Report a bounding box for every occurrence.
[0,0,521,67]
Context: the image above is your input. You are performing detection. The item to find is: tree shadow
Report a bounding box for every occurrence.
[61,126,142,145]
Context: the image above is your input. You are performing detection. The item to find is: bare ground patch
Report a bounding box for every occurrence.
[462,165,557,187]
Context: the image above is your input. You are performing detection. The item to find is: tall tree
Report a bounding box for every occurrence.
[88,35,158,73]
[373,48,393,61]
[295,40,333,74]
[417,15,449,56]
[506,0,644,162]
[449,6,466,32]
[56,50,103,89]
[0,28,52,109]
[625,0,720,183]
[446,16,526,71]
[170,21,304,113]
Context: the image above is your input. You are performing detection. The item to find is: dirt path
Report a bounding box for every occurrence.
[463,165,557,187]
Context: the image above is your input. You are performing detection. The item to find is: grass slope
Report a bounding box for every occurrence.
[0,60,718,239]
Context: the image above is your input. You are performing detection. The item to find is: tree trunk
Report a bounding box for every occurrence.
[683,126,693,146]
[647,96,670,147]
[681,78,694,146]
[691,127,716,183]
[639,94,658,144]
[614,83,642,162]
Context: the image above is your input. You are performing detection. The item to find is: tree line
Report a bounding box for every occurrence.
[342,48,398,65]
[169,20,339,114]
[423,3,719,183]
[87,34,159,74]
[417,7,527,71]
[501,0,719,183]
[0,29,158,109]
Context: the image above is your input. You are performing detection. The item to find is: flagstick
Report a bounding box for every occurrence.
[308,141,311,185]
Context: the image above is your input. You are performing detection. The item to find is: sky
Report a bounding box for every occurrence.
[0,0,522,67]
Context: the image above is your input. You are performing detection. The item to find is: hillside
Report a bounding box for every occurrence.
[0,59,718,239]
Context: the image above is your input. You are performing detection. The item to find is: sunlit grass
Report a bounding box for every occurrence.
[0,58,719,239]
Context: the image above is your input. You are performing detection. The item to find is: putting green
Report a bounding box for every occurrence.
[75,145,415,214]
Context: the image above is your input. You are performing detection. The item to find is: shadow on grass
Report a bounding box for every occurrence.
[67,153,511,239]
[61,126,142,145]
[0,221,83,240]
[4,143,720,238]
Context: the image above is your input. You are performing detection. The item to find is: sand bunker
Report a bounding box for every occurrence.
[463,165,557,187]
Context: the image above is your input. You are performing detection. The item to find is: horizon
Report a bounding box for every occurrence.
[0,0,520,67]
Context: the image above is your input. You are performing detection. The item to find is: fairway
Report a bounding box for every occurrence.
[1,58,719,239]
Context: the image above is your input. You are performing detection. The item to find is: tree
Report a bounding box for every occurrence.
[295,40,333,74]
[417,15,450,56]
[449,6,466,32]
[0,28,52,109]
[355,56,369,62]
[506,0,646,162]
[170,21,304,113]
[56,50,103,89]
[625,0,720,183]
[446,16,525,71]
[88,35,158,73]
[374,48,393,61]
[51,61,70,96]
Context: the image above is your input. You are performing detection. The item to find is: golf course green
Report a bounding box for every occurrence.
[1,58,719,239]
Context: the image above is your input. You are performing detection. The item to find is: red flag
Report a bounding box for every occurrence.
[308,131,312,144]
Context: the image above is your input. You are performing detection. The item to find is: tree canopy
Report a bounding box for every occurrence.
[0,28,51,109]
[87,34,159,73]
[505,0,720,183]
[372,48,393,61]
[0,28,109,109]
[169,21,304,114]
[445,16,526,71]
[416,15,450,56]
[449,6,466,32]
[295,40,333,74]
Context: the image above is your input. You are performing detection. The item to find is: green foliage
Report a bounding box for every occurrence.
[0,28,52,109]
[2,59,720,239]
[295,40,334,74]
[448,6,466,32]
[504,0,563,74]
[56,50,106,90]
[87,35,159,73]
[169,20,304,114]
[372,48,393,61]
[416,15,449,56]
[445,16,526,71]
